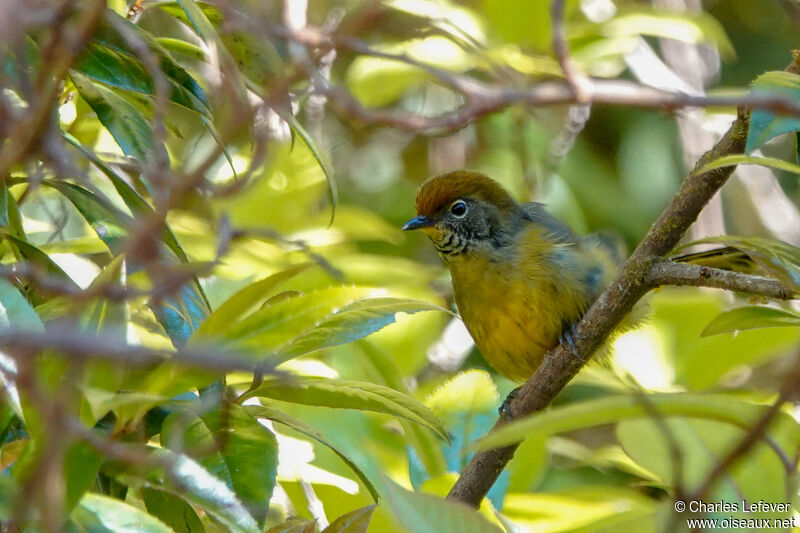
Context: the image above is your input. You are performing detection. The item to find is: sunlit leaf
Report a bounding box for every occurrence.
[384,478,504,533]
[746,71,800,153]
[473,393,797,451]
[692,153,800,177]
[71,493,173,533]
[193,264,311,338]
[356,342,448,481]
[322,505,375,533]
[702,305,800,336]
[282,297,447,359]
[244,377,448,441]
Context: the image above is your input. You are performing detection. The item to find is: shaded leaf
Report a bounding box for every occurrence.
[71,71,161,162]
[245,404,379,502]
[143,447,260,533]
[384,478,504,533]
[163,403,278,527]
[322,505,375,533]
[746,71,800,153]
[141,487,205,533]
[702,305,800,336]
[244,377,448,441]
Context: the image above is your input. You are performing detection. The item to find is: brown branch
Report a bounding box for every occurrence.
[446,53,800,508]
[647,259,797,300]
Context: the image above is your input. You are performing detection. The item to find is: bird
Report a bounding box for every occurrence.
[402,170,630,385]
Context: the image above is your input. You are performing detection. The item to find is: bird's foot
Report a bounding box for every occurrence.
[560,323,584,362]
[498,386,521,420]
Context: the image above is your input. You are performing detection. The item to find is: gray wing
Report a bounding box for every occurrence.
[521,202,578,245]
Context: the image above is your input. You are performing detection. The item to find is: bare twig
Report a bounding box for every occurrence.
[647,259,796,300]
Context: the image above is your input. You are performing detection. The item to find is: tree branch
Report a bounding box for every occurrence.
[647,259,797,300]
[446,53,800,508]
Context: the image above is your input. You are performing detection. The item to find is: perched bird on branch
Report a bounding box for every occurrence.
[403,170,630,385]
[403,171,756,403]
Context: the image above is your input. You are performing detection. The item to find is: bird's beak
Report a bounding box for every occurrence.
[402,214,434,231]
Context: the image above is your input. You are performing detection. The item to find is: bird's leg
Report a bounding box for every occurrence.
[560,322,584,362]
[498,386,521,419]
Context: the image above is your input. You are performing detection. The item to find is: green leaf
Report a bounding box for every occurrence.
[0,181,24,238]
[692,153,800,177]
[282,297,446,359]
[212,287,394,358]
[747,71,800,153]
[46,181,132,251]
[163,403,278,527]
[384,478,504,533]
[155,37,205,60]
[702,305,800,336]
[356,342,448,480]
[679,235,800,292]
[0,278,43,331]
[71,493,173,533]
[64,442,104,512]
[265,519,316,533]
[139,447,260,533]
[473,393,797,451]
[245,404,379,502]
[599,8,734,58]
[244,378,448,441]
[321,505,375,533]
[618,417,790,506]
[141,487,205,533]
[2,233,80,293]
[62,133,195,264]
[193,264,311,338]
[75,11,211,116]
[71,71,161,162]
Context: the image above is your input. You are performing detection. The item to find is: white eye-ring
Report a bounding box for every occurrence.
[449,200,468,218]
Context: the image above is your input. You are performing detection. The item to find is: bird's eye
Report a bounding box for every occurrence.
[449,200,468,218]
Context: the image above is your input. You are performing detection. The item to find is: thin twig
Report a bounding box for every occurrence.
[647,259,796,300]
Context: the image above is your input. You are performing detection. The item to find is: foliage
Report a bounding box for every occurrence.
[0,0,800,532]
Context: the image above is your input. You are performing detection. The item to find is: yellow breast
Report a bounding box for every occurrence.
[448,234,588,382]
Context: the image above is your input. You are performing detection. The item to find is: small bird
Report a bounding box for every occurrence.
[403,171,627,384]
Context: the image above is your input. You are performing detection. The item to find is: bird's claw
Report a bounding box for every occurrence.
[498,386,521,419]
[560,323,584,362]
